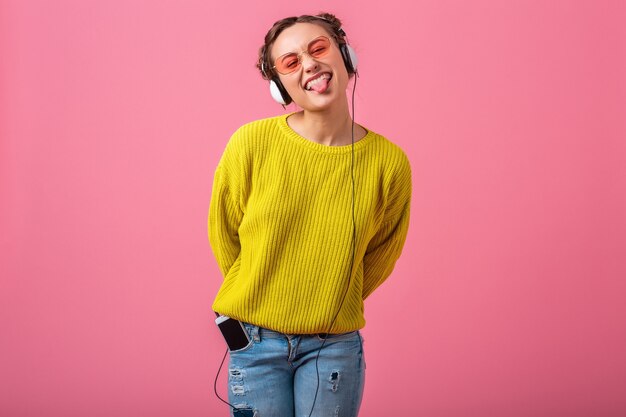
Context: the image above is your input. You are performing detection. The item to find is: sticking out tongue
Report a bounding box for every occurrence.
[308,76,330,93]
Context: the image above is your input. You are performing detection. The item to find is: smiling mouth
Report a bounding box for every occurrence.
[305,73,332,92]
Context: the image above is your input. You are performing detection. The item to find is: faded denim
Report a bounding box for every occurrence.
[226,323,366,417]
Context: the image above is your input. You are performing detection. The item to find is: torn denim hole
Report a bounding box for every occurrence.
[230,367,246,396]
[233,404,255,417]
[229,367,244,381]
[329,370,340,392]
[231,384,246,396]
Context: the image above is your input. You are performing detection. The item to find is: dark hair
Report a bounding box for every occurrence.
[257,13,347,80]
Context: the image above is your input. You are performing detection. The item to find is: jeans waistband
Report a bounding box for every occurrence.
[242,322,357,342]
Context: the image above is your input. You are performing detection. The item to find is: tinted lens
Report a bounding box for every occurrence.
[275,53,300,74]
[308,37,330,58]
[273,36,331,75]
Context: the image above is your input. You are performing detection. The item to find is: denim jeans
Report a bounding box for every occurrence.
[226,323,366,417]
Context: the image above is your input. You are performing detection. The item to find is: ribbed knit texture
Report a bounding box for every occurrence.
[209,114,411,334]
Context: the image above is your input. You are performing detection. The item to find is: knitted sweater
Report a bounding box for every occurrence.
[209,114,411,334]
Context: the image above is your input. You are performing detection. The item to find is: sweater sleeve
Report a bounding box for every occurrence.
[362,156,412,299]
[208,139,245,278]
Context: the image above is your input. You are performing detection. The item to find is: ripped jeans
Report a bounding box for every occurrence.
[226,323,366,417]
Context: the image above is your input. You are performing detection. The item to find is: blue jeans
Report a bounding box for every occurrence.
[226,323,366,417]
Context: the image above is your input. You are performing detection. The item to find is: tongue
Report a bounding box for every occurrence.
[309,78,329,93]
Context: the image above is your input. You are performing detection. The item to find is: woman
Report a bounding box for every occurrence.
[209,12,411,417]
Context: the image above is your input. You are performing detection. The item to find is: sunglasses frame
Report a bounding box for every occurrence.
[271,36,333,75]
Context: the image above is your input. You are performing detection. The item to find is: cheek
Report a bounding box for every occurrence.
[330,54,351,82]
[334,64,351,88]
[279,76,303,96]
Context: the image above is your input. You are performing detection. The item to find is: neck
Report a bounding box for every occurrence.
[289,98,356,146]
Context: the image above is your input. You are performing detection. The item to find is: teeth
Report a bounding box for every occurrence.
[305,73,330,90]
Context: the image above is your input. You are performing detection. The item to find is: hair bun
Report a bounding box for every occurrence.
[316,12,342,30]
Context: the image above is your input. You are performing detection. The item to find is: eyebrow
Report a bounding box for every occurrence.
[273,35,328,58]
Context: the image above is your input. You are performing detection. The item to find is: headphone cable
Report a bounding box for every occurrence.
[213,347,238,411]
[307,70,359,417]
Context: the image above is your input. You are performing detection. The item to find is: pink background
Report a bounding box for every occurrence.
[2,0,625,416]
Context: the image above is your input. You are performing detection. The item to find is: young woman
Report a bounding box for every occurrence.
[209,13,411,417]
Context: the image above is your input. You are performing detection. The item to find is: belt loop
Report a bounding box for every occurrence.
[250,324,260,342]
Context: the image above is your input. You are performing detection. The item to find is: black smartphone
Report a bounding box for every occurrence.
[215,315,251,351]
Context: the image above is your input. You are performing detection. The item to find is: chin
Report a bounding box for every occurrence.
[296,91,343,111]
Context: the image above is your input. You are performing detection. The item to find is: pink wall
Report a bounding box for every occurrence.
[2,0,625,416]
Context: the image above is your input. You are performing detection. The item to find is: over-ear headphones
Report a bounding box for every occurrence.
[263,21,358,106]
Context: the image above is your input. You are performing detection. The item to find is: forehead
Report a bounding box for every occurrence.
[271,22,332,58]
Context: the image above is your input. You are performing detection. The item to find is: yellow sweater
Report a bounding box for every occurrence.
[209,114,411,334]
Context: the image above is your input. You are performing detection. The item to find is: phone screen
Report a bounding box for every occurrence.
[216,316,250,351]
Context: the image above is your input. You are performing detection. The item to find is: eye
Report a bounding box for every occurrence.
[309,39,330,57]
[280,54,299,69]
[311,46,327,55]
[284,58,299,69]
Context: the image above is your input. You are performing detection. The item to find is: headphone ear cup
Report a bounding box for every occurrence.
[269,78,292,105]
[340,43,358,74]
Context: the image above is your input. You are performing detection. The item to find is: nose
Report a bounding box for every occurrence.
[300,53,319,73]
